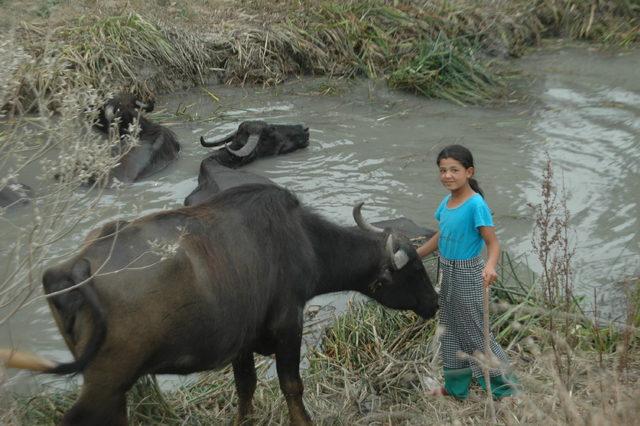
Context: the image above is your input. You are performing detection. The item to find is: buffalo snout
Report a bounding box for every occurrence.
[415,298,439,320]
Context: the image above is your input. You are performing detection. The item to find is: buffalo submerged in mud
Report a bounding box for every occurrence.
[200,120,309,168]
[184,120,309,205]
[184,161,273,206]
[5,184,438,426]
[93,93,181,183]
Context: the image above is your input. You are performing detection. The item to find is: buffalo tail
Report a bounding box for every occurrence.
[42,258,107,375]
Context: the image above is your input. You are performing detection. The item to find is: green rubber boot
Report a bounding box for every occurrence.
[477,373,519,400]
[443,367,473,400]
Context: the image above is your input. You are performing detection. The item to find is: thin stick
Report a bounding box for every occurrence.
[483,285,497,423]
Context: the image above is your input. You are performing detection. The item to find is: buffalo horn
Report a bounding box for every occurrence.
[134,100,149,110]
[226,134,260,157]
[352,202,384,233]
[386,234,409,270]
[200,131,236,147]
[104,105,115,122]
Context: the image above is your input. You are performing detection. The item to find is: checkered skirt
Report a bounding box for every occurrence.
[438,255,510,378]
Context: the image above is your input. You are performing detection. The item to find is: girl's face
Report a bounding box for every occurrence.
[438,157,474,192]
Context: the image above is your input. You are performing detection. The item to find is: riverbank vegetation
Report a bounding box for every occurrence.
[2,0,639,112]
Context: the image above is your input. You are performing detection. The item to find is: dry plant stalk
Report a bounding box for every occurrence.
[482,285,497,422]
[529,153,576,384]
[617,276,640,378]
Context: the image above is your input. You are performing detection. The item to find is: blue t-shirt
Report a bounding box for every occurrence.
[435,193,494,260]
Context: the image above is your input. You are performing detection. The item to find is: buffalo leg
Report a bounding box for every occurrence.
[275,326,312,425]
[60,359,138,426]
[61,384,127,426]
[232,351,257,425]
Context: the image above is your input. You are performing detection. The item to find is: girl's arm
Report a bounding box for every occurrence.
[417,231,439,259]
[479,226,500,287]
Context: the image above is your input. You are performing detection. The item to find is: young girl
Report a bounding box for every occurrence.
[417,144,517,400]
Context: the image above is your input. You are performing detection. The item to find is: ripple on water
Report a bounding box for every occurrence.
[522,47,640,300]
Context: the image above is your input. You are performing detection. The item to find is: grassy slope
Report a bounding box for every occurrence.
[1,0,639,111]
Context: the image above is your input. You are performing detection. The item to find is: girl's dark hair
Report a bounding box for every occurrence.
[436,144,485,198]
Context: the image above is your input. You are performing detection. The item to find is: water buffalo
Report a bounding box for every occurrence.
[182,166,437,241]
[10,184,438,425]
[183,160,273,206]
[94,93,180,182]
[0,181,32,208]
[200,120,309,168]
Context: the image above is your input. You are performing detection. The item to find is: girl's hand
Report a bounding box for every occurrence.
[482,266,497,287]
[479,226,500,288]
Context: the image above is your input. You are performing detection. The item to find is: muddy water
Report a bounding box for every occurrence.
[513,44,640,305]
[2,44,639,390]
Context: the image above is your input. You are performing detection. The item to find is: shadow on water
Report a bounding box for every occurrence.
[1,44,638,391]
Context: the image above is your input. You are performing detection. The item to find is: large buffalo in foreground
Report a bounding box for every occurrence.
[9,184,438,425]
[200,120,309,168]
[94,93,180,182]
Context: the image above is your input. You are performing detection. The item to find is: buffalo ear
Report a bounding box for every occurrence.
[393,249,410,270]
[385,234,409,270]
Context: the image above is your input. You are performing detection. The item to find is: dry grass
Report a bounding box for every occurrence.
[1,0,638,110]
[8,291,639,425]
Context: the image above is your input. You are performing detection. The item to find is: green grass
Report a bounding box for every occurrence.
[388,33,503,105]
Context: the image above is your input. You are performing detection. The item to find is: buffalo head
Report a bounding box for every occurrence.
[199,120,309,168]
[94,93,155,137]
[85,93,179,183]
[353,203,439,319]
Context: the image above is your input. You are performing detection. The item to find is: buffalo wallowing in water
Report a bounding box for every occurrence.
[199,120,309,168]
[183,161,273,206]
[93,93,180,183]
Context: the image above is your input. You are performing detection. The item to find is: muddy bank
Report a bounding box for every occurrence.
[2,0,639,112]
